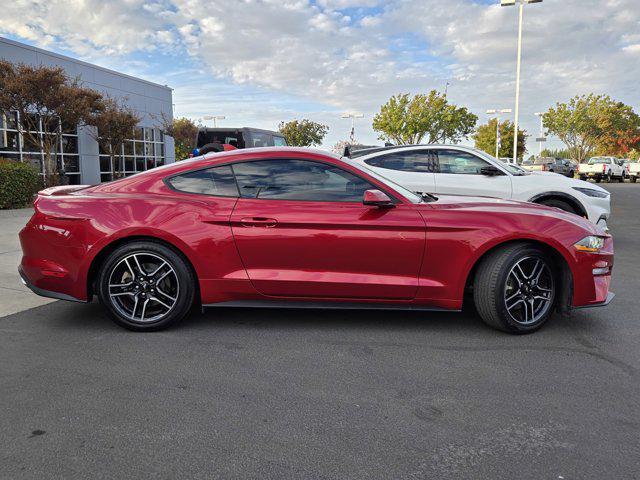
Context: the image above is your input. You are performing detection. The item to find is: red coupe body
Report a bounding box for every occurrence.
[19,148,613,316]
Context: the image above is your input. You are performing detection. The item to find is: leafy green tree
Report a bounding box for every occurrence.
[543,94,640,163]
[278,119,328,147]
[158,116,198,160]
[473,118,527,159]
[0,60,102,186]
[540,148,573,159]
[89,97,140,180]
[372,91,477,145]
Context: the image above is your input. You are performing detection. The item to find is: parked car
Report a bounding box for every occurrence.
[627,159,640,183]
[19,147,613,334]
[578,156,625,183]
[521,157,575,177]
[348,145,611,230]
[196,127,287,151]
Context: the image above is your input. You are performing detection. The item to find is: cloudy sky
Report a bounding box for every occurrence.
[1,0,639,154]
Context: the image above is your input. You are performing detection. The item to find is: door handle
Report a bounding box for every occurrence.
[240,217,278,228]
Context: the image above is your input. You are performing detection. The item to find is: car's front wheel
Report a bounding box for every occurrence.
[536,198,577,216]
[97,241,196,331]
[473,243,556,334]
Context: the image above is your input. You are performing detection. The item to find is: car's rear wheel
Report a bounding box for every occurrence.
[473,244,556,334]
[604,172,612,183]
[536,198,577,216]
[97,241,195,331]
[632,176,637,183]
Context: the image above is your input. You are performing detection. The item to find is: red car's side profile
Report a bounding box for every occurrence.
[19,147,614,333]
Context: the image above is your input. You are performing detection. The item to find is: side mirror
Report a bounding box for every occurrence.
[363,189,394,208]
[480,165,502,176]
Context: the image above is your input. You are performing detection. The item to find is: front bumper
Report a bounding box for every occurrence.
[573,291,615,310]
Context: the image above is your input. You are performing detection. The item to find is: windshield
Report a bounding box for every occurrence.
[588,157,611,164]
[521,159,533,165]
[481,152,528,175]
[343,157,424,203]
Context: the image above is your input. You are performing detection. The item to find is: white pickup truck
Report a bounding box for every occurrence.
[578,156,626,183]
[627,160,640,183]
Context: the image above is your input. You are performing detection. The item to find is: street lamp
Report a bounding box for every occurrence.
[501,0,543,163]
[486,108,512,159]
[203,115,226,128]
[341,113,364,143]
[534,112,545,157]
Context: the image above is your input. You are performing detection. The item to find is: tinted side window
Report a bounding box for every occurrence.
[273,136,287,147]
[232,159,375,202]
[437,150,490,175]
[167,165,239,196]
[364,151,438,172]
[250,132,273,147]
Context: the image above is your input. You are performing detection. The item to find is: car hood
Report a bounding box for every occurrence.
[422,194,602,235]
[514,172,609,193]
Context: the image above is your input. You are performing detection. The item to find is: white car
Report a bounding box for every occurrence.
[348,145,611,229]
[627,160,640,183]
[578,156,626,183]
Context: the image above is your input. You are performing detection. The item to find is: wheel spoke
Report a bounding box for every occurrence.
[151,296,172,310]
[140,299,149,321]
[529,259,542,280]
[133,254,146,275]
[149,261,167,277]
[111,291,135,298]
[131,295,139,319]
[507,297,524,312]
[124,258,136,279]
[155,287,176,302]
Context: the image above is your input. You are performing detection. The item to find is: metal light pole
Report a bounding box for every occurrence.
[341,113,364,143]
[203,115,226,128]
[501,0,542,163]
[534,112,545,156]
[486,108,512,158]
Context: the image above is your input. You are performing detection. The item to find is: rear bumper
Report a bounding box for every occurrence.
[18,266,86,303]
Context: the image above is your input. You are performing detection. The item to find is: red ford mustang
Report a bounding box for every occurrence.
[19,147,614,333]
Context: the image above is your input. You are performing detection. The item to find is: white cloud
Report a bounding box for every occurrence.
[2,0,640,151]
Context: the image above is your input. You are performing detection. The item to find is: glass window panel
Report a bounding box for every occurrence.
[123,140,134,156]
[133,127,143,140]
[144,127,154,141]
[155,157,165,167]
[135,141,144,156]
[0,131,20,151]
[62,135,78,154]
[41,116,60,133]
[23,154,43,173]
[64,156,80,172]
[22,113,40,133]
[135,157,145,172]
[168,165,238,196]
[437,150,490,175]
[146,158,154,170]
[2,112,18,130]
[144,142,154,157]
[0,152,21,162]
[233,159,375,202]
[22,134,42,153]
[154,142,165,157]
[100,173,112,182]
[66,174,81,185]
[61,118,77,134]
[99,155,112,173]
[124,158,135,172]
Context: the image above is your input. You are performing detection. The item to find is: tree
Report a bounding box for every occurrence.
[0,60,103,186]
[372,91,477,145]
[540,148,573,159]
[543,94,640,163]
[278,119,328,147]
[89,97,139,180]
[473,118,527,159]
[157,115,198,161]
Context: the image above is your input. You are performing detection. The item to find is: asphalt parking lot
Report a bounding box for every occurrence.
[1,183,639,480]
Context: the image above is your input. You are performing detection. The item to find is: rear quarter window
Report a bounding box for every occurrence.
[167,165,239,197]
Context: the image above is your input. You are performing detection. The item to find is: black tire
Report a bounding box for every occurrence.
[632,176,637,183]
[97,241,196,331]
[473,243,556,334]
[579,175,587,181]
[619,173,625,183]
[568,170,574,178]
[595,177,601,183]
[604,172,611,183]
[536,198,578,215]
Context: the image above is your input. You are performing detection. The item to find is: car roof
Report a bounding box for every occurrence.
[346,143,488,159]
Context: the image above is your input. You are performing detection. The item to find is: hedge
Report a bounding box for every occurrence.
[0,159,42,209]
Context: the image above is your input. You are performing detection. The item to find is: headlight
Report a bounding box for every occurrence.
[572,187,609,198]
[574,236,605,252]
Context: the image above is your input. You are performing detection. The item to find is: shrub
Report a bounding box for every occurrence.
[0,159,42,209]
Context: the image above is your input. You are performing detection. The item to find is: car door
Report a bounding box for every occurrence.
[361,150,437,194]
[229,158,426,300]
[432,149,513,198]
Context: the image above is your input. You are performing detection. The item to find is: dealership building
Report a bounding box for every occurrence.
[0,36,175,184]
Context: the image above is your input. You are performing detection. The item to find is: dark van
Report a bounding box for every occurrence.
[196,127,287,150]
